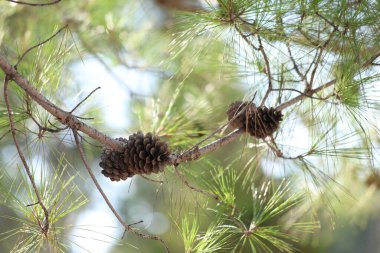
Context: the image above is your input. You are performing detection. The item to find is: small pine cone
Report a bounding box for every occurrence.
[227,101,256,129]
[99,133,171,182]
[124,131,170,175]
[99,137,130,182]
[227,101,283,138]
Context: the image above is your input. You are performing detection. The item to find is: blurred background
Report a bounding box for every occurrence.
[0,0,380,252]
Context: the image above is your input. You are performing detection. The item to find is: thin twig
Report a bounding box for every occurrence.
[307,47,324,91]
[3,75,50,235]
[286,43,306,82]
[140,175,164,184]
[15,25,67,68]
[174,165,219,201]
[70,87,101,113]
[315,12,340,33]
[234,24,259,50]
[304,47,321,77]
[72,128,170,253]
[257,35,273,106]
[26,201,40,207]
[7,0,61,6]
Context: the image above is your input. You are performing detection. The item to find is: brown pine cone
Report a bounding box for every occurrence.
[99,137,130,182]
[99,132,170,182]
[227,101,283,138]
[227,101,255,129]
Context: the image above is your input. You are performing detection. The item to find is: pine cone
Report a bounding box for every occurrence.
[99,137,129,182]
[227,101,254,129]
[99,132,170,182]
[227,101,283,138]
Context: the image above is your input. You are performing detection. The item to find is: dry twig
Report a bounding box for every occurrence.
[3,75,50,235]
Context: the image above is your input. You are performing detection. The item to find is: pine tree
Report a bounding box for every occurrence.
[0,0,379,252]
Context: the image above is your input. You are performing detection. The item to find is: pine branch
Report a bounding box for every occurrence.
[1,49,380,167]
[169,128,244,165]
[3,75,50,235]
[0,56,124,151]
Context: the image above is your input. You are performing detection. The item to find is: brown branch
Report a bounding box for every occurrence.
[169,128,244,165]
[15,25,67,68]
[72,129,170,253]
[7,0,61,7]
[0,55,124,151]
[271,88,333,101]
[3,75,50,235]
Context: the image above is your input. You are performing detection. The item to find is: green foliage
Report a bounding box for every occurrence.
[178,216,235,253]
[178,180,317,253]
[0,0,379,253]
[0,155,87,252]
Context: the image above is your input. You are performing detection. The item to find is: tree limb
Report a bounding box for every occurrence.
[0,55,124,151]
[169,128,244,165]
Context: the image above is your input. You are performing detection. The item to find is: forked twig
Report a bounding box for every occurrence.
[72,129,169,253]
[3,75,50,235]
